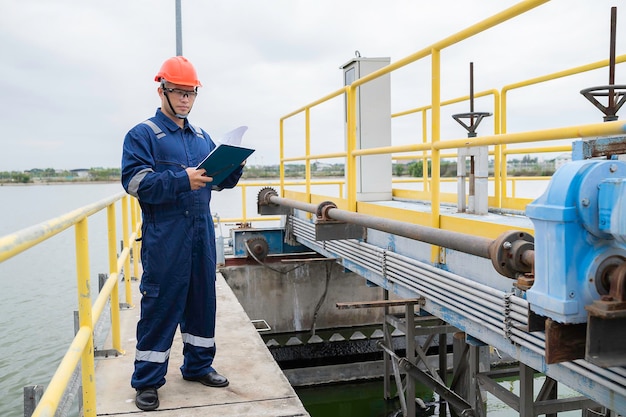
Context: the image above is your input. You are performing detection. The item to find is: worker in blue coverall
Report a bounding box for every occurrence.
[121,56,245,411]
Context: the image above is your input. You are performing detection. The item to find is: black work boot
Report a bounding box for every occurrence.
[135,387,159,411]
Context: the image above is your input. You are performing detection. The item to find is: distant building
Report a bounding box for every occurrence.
[70,168,90,178]
[554,153,571,170]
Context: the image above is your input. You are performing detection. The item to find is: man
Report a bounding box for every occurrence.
[121,56,244,411]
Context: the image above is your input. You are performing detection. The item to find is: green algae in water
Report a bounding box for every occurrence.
[296,379,437,417]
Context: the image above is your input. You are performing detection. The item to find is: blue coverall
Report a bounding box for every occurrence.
[121,108,243,390]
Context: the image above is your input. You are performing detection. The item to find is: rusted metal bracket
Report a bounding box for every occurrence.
[585,262,626,367]
[315,201,366,241]
[544,319,586,364]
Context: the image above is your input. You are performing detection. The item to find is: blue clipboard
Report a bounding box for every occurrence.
[196,144,255,185]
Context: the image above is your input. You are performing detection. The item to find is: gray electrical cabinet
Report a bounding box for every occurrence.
[341,56,392,201]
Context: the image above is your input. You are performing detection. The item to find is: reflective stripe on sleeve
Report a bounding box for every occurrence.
[135,348,171,363]
[182,332,215,348]
[128,168,153,198]
[142,120,166,139]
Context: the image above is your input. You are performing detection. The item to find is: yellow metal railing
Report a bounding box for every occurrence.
[214,179,345,225]
[0,192,141,417]
[278,0,626,241]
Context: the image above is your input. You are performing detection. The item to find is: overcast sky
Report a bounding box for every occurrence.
[0,0,624,171]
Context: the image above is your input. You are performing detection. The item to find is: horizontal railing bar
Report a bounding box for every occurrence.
[0,192,125,264]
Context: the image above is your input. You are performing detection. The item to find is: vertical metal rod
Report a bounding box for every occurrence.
[438,332,449,416]
[470,62,475,125]
[383,289,392,400]
[609,7,617,108]
[107,205,122,352]
[519,363,535,417]
[468,345,478,413]
[438,333,447,383]
[405,302,416,417]
[175,0,183,56]
[122,196,132,307]
[75,219,97,416]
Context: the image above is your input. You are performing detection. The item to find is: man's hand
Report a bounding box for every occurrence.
[186,167,213,190]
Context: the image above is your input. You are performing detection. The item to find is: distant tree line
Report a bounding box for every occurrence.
[0,156,555,184]
[0,168,121,184]
[393,155,556,178]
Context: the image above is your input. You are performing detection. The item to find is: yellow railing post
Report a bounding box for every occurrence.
[279,119,286,195]
[75,218,96,416]
[421,109,429,192]
[305,107,312,204]
[122,196,132,306]
[346,86,358,211]
[492,90,502,208]
[131,198,140,288]
[430,48,442,262]
[128,197,139,279]
[241,183,248,223]
[107,203,122,353]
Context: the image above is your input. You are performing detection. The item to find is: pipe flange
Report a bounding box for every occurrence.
[316,201,337,221]
[257,187,278,206]
[489,230,534,279]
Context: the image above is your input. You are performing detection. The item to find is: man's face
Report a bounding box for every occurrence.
[159,82,198,119]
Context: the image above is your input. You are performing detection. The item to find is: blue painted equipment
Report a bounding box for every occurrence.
[231,227,310,259]
[526,159,626,324]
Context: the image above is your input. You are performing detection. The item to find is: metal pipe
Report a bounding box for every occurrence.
[294,216,532,335]
[386,250,505,298]
[384,256,506,313]
[386,269,505,330]
[275,195,494,258]
[269,195,318,214]
[295,216,527,326]
[521,248,535,269]
[382,265,506,332]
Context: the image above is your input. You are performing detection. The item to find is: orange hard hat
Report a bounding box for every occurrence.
[154,56,202,87]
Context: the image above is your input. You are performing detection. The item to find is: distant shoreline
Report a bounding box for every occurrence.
[0,180,120,187]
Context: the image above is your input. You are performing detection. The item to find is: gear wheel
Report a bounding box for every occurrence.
[245,236,269,260]
[257,187,278,206]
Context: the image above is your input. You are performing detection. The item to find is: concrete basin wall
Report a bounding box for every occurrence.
[220,261,401,334]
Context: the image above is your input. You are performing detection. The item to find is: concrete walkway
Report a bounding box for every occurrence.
[95,273,310,417]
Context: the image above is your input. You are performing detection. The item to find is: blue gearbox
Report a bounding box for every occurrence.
[526,159,626,324]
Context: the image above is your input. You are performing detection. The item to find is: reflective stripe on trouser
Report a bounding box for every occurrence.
[131,213,217,389]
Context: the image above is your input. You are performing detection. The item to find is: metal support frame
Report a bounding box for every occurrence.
[457,145,489,215]
[476,364,599,416]
[378,300,477,417]
[292,214,626,413]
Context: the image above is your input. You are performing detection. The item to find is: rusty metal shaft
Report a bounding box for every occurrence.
[327,206,493,259]
[260,190,535,278]
[267,193,491,257]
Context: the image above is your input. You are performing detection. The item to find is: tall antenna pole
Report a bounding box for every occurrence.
[175,0,183,56]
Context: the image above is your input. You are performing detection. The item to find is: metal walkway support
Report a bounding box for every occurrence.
[338,299,478,417]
